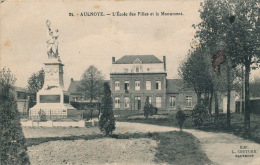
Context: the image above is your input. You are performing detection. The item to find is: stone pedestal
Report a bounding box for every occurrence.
[29,59,76,120]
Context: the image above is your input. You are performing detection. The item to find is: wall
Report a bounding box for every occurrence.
[110,73,166,111]
[166,91,197,112]
[111,63,165,73]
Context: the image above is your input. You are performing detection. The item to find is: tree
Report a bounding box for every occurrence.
[27,69,44,108]
[79,65,104,101]
[179,46,214,104]
[99,82,115,135]
[194,0,260,136]
[0,67,30,165]
[79,65,104,118]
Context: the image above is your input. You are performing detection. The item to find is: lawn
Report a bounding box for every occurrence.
[25,131,212,165]
[119,113,260,143]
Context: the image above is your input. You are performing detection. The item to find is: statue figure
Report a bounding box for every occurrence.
[46,20,61,61]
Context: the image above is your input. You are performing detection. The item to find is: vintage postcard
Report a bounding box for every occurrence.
[0,0,259,165]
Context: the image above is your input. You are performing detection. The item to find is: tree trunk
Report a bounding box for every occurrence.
[227,62,231,127]
[209,89,214,114]
[244,63,251,137]
[214,91,219,124]
[197,92,202,104]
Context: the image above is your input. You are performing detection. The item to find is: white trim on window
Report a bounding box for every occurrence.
[115,81,120,91]
[146,81,151,90]
[115,97,120,108]
[135,81,140,90]
[156,81,161,90]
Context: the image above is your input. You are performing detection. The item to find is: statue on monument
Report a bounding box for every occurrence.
[46,20,61,62]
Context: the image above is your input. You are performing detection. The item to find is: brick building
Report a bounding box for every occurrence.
[68,55,199,114]
[110,55,167,113]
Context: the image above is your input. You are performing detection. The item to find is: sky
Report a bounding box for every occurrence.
[1,0,241,90]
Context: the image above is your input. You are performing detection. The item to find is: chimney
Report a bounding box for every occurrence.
[71,78,74,82]
[112,57,115,63]
[163,56,166,71]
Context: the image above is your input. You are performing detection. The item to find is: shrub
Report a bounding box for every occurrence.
[0,68,30,164]
[191,103,208,126]
[99,82,115,135]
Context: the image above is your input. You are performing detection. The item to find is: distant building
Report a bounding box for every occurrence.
[13,87,30,113]
[68,78,109,110]
[68,55,198,114]
[166,79,197,111]
[110,55,168,113]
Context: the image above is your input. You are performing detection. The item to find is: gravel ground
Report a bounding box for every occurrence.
[23,127,101,138]
[27,138,158,165]
[24,122,260,165]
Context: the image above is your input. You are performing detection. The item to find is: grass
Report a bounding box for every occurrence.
[25,131,212,165]
[118,113,260,143]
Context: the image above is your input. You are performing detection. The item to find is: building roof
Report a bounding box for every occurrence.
[114,55,163,64]
[68,80,110,94]
[15,86,27,92]
[166,79,193,94]
[67,80,81,94]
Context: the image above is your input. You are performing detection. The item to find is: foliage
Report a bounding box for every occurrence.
[27,69,44,93]
[194,0,260,135]
[178,47,213,102]
[175,107,187,131]
[0,67,30,165]
[79,65,104,102]
[250,77,260,97]
[27,69,44,108]
[99,82,115,135]
[191,102,208,126]
[38,110,47,121]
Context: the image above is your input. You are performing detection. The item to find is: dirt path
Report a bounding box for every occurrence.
[115,122,260,165]
[23,122,260,165]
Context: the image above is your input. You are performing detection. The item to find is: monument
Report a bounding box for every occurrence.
[29,20,76,119]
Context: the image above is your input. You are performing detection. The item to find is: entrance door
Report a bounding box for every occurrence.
[134,97,141,110]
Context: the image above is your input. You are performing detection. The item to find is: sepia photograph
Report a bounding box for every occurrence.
[0,0,260,164]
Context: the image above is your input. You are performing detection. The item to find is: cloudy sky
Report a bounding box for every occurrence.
[1,0,205,89]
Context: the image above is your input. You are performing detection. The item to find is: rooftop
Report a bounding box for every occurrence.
[113,55,163,64]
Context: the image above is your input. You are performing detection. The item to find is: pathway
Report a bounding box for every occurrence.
[115,122,260,165]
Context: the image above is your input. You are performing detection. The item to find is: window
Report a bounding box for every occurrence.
[186,96,192,107]
[170,96,176,107]
[147,68,150,71]
[147,96,152,104]
[156,97,161,108]
[115,81,120,91]
[135,81,140,90]
[156,81,161,90]
[115,97,120,108]
[136,67,139,73]
[72,97,78,102]
[146,81,151,90]
[124,97,130,108]
[124,81,130,91]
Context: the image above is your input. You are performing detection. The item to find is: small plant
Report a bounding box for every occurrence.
[38,109,47,121]
[175,107,186,131]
